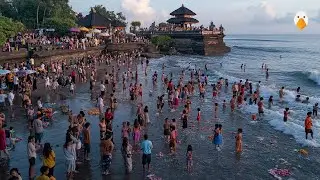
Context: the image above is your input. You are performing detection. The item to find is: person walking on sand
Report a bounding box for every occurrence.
[305,112,313,139]
[141,134,153,172]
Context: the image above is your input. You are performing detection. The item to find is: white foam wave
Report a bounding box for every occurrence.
[211,71,320,147]
[309,70,320,85]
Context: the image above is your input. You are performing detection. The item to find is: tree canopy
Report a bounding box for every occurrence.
[91,5,126,24]
[0,16,25,45]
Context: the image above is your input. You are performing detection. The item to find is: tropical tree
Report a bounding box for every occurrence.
[151,35,172,52]
[92,5,126,24]
[0,16,25,45]
[0,0,76,30]
[131,21,141,32]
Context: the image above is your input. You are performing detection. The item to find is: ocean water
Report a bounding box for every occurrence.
[4,34,320,180]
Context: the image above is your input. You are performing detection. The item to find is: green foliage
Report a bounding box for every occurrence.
[0,0,76,30]
[151,35,172,52]
[131,21,141,29]
[0,16,25,45]
[92,5,126,24]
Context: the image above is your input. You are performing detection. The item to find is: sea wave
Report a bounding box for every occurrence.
[308,70,320,85]
[211,70,320,147]
[227,38,292,42]
[232,46,291,53]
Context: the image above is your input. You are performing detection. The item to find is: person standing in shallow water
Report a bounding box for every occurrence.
[305,112,313,139]
[235,128,243,153]
[28,136,37,180]
[100,135,114,175]
[141,134,153,172]
[121,137,133,173]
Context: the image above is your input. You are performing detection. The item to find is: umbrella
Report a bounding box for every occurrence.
[0,69,10,75]
[99,32,110,37]
[126,32,136,36]
[16,70,36,77]
[80,27,89,32]
[92,29,101,33]
[69,28,80,33]
[85,33,93,38]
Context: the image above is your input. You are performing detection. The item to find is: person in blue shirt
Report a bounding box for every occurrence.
[141,134,153,172]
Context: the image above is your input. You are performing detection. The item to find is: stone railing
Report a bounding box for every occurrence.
[137,30,222,36]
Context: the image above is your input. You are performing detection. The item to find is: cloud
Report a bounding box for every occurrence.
[248,1,277,24]
[121,0,155,25]
[310,10,320,23]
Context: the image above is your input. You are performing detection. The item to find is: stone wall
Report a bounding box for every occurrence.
[0,43,145,65]
[151,33,230,56]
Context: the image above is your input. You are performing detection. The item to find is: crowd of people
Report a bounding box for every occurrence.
[0,46,318,180]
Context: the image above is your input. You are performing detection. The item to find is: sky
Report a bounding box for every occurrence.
[69,0,320,34]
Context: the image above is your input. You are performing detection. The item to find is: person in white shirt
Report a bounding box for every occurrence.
[45,76,51,89]
[52,79,59,92]
[40,63,45,70]
[98,95,104,114]
[13,76,19,92]
[27,136,37,179]
[30,58,35,66]
[37,97,43,110]
[8,91,14,113]
[0,92,7,110]
[70,83,75,95]
[100,81,106,97]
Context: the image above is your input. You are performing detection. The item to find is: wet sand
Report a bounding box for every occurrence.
[1,56,320,180]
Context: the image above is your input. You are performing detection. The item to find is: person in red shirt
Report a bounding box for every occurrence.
[105,108,113,123]
[283,108,290,122]
[71,70,76,83]
[257,97,264,116]
[305,112,313,139]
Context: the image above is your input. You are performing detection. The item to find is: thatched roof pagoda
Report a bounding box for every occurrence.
[78,9,111,29]
[167,4,199,28]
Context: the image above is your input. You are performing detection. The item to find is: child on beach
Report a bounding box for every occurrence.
[268,96,273,108]
[213,124,223,150]
[223,100,226,111]
[196,108,201,122]
[186,145,193,173]
[133,121,141,146]
[163,118,170,142]
[214,103,218,118]
[169,125,177,154]
[70,82,75,95]
[283,108,290,122]
[235,128,243,153]
[182,110,188,129]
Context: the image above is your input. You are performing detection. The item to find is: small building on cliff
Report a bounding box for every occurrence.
[137,4,230,56]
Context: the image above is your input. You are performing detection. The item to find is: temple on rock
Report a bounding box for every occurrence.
[136,4,231,56]
[167,4,199,29]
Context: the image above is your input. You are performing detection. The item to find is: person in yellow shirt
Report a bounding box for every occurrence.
[42,143,56,177]
[36,166,56,180]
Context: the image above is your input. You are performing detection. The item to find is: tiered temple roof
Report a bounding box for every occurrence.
[167,4,199,25]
